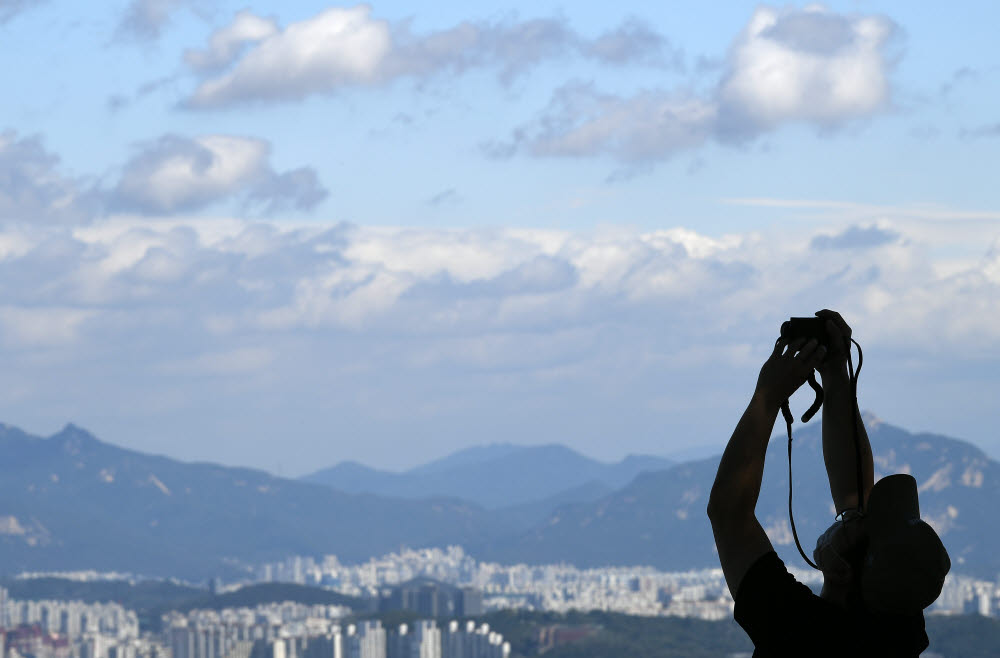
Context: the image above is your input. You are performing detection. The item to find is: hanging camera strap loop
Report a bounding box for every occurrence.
[784,337,864,571]
[846,338,864,515]
[783,399,820,570]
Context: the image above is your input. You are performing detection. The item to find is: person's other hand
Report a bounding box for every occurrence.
[755,337,826,409]
[815,309,852,379]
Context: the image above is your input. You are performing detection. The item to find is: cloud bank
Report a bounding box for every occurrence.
[3,217,995,355]
[1,214,998,470]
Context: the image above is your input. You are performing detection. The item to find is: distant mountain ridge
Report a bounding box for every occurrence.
[483,413,1000,579]
[0,423,501,579]
[301,443,673,509]
[0,416,995,580]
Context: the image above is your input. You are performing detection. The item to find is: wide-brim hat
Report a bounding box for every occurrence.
[861,474,951,615]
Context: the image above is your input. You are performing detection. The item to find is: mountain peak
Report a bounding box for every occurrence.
[55,422,96,437]
[50,423,100,454]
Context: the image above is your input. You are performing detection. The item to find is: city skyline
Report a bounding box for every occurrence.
[1,1,999,473]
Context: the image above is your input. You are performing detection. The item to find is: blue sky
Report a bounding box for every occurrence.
[0,0,998,474]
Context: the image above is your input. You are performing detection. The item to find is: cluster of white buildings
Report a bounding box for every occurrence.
[3,545,998,658]
[1,592,138,639]
[165,605,509,658]
[0,587,159,658]
[0,588,509,658]
[255,546,749,620]
[932,573,1000,617]
[252,545,1000,621]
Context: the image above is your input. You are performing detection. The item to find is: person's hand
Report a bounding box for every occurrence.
[815,309,852,380]
[755,337,826,409]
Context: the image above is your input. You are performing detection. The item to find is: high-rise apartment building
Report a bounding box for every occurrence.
[389,621,439,658]
[345,621,385,658]
[379,581,483,618]
[440,621,509,658]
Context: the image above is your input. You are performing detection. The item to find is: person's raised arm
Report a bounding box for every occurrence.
[815,309,874,514]
[708,336,826,598]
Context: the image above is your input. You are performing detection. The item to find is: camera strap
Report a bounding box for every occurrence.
[784,337,864,571]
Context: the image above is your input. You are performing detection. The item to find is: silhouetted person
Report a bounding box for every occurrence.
[707,310,950,657]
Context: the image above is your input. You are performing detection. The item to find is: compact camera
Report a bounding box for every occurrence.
[780,317,832,357]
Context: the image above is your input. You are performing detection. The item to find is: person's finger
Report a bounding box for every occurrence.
[772,337,787,357]
[785,337,807,356]
[816,309,851,338]
[805,344,827,368]
[796,338,820,360]
[816,309,841,320]
[825,319,843,342]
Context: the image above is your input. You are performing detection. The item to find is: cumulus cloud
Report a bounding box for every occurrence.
[184,10,278,71]
[0,131,325,223]
[496,5,898,163]
[0,131,98,224]
[184,6,677,107]
[108,134,327,215]
[23,217,988,348]
[717,6,895,133]
[187,6,391,106]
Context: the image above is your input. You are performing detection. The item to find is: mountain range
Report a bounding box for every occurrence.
[0,423,496,579]
[301,444,673,509]
[483,413,998,579]
[0,415,995,580]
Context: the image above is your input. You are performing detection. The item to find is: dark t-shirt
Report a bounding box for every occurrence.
[734,551,927,657]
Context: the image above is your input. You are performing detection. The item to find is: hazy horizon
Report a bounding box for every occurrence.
[7,407,993,479]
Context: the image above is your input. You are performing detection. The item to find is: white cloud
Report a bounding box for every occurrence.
[718,6,895,130]
[189,6,391,106]
[0,131,326,224]
[184,10,278,71]
[2,215,991,353]
[109,134,327,215]
[185,7,676,107]
[496,6,898,162]
[114,135,267,213]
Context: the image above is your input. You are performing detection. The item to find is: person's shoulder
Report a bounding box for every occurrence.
[735,551,814,605]
[735,551,839,632]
